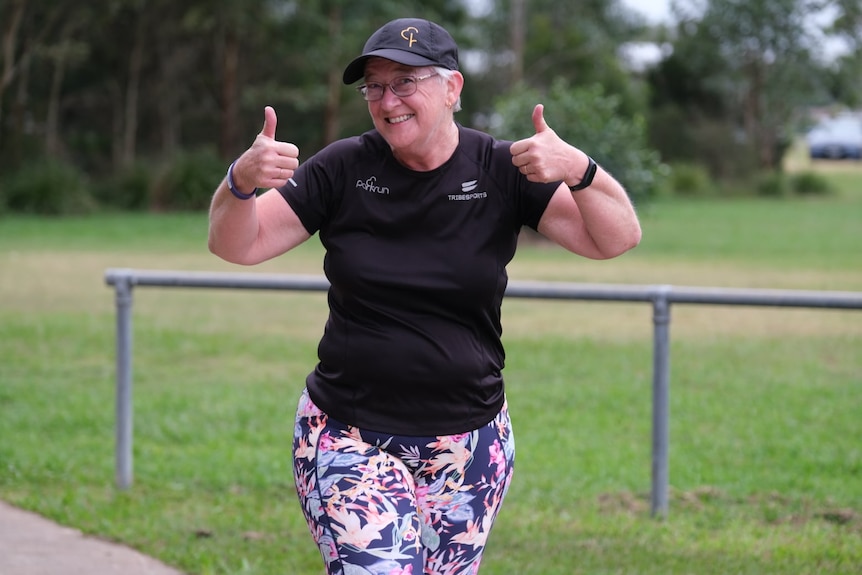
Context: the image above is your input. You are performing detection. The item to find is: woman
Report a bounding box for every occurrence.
[208,17,641,575]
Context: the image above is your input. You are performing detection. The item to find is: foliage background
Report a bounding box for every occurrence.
[1,0,860,214]
[1,1,861,572]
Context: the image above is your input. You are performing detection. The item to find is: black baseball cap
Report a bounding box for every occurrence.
[342,18,460,85]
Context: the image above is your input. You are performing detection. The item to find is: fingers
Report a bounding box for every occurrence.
[261,106,277,139]
[232,107,300,191]
[257,149,299,188]
[271,141,300,164]
[509,107,540,170]
[258,106,297,161]
[510,103,550,158]
[248,140,299,188]
[532,104,549,133]
[508,104,570,183]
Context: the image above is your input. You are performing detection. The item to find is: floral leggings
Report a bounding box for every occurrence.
[292,389,516,575]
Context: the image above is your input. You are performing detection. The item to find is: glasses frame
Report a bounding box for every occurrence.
[357,73,438,102]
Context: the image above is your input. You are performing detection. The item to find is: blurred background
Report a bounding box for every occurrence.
[0,0,859,214]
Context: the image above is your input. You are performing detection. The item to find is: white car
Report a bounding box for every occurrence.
[806,115,862,159]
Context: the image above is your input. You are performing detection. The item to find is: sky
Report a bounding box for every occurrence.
[469,0,846,63]
[469,0,675,22]
[465,0,678,71]
[620,0,673,24]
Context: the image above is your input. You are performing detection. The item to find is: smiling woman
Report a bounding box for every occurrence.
[206,15,641,575]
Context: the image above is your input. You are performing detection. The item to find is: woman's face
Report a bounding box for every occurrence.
[362,58,462,168]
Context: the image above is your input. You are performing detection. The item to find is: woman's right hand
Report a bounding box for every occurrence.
[231,106,300,194]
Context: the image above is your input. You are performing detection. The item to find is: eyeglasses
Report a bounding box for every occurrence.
[357,73,438,101]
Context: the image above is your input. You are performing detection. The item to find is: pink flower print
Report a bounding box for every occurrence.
[450,519,483,547]
[328,506,384,549]
[298,392,323,417]
[428,433,469,452]
[389,565,413,575]
[362,503,398,534]
[426,442,472,476]
[294,436,315,461]
[488,440,506,481]
[318,535,338,565]
[451,512,494,550]
[415,482,430,507]
[318,431,333,452]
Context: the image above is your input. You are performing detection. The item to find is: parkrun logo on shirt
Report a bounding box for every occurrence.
[356,175,390,195]
[448,179,487,201]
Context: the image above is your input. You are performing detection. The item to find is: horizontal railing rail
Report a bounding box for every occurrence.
[105,268,862,517]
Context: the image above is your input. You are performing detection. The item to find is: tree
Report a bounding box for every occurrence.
[825,0,862,107]
[648,0,828,173]
[0,0,26,150]
[494,79,664,203]
[0,0,73,159]
[467,0,648,131]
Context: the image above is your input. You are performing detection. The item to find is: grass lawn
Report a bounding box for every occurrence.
[1,182,861,573]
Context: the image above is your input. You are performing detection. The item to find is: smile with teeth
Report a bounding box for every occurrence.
[387,114,414,124]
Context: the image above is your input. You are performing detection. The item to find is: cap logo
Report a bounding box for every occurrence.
[400,26,419,47]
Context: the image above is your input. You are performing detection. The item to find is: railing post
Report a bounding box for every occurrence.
[650,285,672,518]
[113,271,134,490]
[102,269,862,509]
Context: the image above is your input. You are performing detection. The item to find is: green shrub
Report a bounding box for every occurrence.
[2,159,96,215]
[493,80,665,204]
[790,171,833,196]
[689,121,760,181]
[666,163,716,197]
[649,107,760,182]
[754,172,788,198]
[150,148,224,211]
[93,161,155,211]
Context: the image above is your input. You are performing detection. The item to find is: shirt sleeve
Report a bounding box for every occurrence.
[489,137,559,231]
[278,138,358,236]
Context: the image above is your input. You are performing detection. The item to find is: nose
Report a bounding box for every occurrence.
[378,84,403,108]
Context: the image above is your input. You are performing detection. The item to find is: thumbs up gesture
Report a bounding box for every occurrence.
[509,104,586,184]
[231,106,300,193]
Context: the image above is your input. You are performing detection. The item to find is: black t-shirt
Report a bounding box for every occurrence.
[280,125,558,435]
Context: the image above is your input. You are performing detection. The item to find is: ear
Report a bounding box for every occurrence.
[445,71,465,107]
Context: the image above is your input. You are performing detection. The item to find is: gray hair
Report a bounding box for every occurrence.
[434,67,462,112]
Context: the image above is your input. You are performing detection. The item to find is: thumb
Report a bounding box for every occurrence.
[532,104,549,134]
[261,106,277,139]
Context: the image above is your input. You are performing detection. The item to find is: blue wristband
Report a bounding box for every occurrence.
[227,160,257,200]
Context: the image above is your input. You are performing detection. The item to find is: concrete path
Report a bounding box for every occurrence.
[0,500,184,575]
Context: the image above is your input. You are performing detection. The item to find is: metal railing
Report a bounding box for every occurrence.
[104,268,862,517]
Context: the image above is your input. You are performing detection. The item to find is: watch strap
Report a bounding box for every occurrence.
[568,156,597,191]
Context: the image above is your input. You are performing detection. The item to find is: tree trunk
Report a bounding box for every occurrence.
[1,0,26,149]
[219,25,240,161]
[111,81,123,169]
[122,16,144,168]
[12,41,29,134]
[45,45,68,158]
[155,24,183,159]
[741,55,768,169]
[510,0,526,85]
[323,4,342,145]
[749,61,773,169]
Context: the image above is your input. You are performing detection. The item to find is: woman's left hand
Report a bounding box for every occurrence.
[509,104,590,186]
